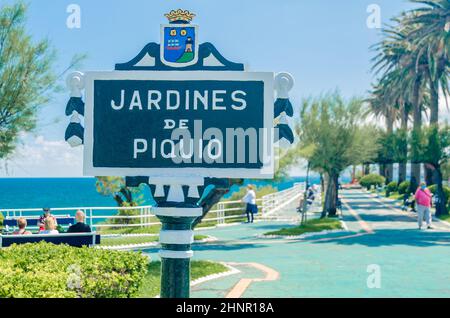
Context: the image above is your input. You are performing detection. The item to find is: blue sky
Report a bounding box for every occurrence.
[0,0,426,177]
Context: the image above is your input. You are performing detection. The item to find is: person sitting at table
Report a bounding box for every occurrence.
[67,210,91,233]
[12,217,32,235]
[39,217,59,234]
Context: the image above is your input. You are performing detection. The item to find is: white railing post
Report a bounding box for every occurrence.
[218,202,224,226]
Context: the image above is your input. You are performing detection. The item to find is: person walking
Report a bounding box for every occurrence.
[415,182,433,230]
[242,185,257,223]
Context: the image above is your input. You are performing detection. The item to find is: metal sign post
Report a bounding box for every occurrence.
[64,9,296,298]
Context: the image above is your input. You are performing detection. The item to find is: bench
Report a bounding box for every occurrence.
[2,216,76,227]
[0,232,101,248]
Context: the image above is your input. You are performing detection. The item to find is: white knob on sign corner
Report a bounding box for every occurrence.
[274,72,295,98]
[67,135,83,148]
[66,71,85,97]
[277,138,292,149]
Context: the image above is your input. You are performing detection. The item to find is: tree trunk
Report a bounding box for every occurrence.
[428,71,439,125]
[425,75,440,186]
[432,165,448,217]
[379,164,386,178]
[398,108,408,184]
[364,164,370,175]
[323,173,338,218]
[385,113,394,184]
[398,163,407,184]
[410,76,422,191]
[385,164,393,184]
[320,173,325,196]
[425,164,434,186]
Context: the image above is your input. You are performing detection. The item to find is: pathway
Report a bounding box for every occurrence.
[142,189,450,298]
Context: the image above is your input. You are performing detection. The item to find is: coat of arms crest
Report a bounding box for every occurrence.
[160,9,198,67]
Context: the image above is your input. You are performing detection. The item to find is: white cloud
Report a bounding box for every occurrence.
[0,135,83,177]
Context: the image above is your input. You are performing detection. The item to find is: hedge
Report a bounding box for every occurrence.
[398,181,410,195]
[428,185,450,204]
[0,242,148,298]
[359,174,385,190]
[386,181,398,197]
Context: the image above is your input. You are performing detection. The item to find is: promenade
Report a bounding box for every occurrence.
[164,189,450,297]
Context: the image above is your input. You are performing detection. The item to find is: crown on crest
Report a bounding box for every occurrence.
[164,9,196,24]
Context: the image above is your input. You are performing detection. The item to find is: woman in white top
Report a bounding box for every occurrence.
[39,217,59,234]
[242,184,257,223]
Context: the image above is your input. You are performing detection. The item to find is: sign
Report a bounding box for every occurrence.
[83,71,274,178]
[64,8,295,299]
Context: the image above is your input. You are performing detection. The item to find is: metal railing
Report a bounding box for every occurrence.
[261,183,306,218]
[1,205,155,232]
[1,182,309,231]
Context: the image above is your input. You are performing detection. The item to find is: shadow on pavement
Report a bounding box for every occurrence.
[309,229,450,248]
[354,213,415,223]
[194,242,269,252]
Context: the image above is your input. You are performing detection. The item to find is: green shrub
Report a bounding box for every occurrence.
[398,181,410,195]
[428,185,450,203]
[0,242,148,298]
[0,212,4,228]
[385,181,398,197]
[359,174,385,190]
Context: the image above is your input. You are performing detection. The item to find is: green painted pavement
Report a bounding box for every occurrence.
[143,189,450,298]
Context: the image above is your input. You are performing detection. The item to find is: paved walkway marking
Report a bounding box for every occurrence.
[225,262,279,298]
[361,191,450,232]
[341,200,374,234]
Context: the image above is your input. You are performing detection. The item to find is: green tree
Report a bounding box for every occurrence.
[414,124,450,216]
[405,0,450,125]
[0,2,84,159]
[371,13,430,191]
[404,0,450,185]
[292,93,379,217]
[95,176,144,207]
[95,177,147,226]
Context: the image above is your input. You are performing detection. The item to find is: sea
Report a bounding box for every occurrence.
[0,176,339,210]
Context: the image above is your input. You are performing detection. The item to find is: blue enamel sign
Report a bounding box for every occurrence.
[83,71,274,178]
[65,9,296,180]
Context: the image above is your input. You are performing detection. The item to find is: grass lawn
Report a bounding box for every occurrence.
[138,260,228,297]
[197,215,247,228]
[98,224,162,235]
[100,234,209,246]
[387,192,404,200]
[264,217,343,236]
[438,214,450,222]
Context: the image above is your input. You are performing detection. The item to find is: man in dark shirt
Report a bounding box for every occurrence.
[68,210,92,233]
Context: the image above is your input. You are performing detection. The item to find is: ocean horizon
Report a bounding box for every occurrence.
[0,176,342,210]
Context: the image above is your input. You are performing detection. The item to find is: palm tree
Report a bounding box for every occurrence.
[366,81,398,183]
[371,14,429,192]
[404,0,450,185]
[405,0,450,124]
[372,72,414,184]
